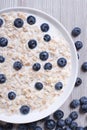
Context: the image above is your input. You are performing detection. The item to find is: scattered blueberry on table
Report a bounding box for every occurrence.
[70,99,80,108]
[27,15,36,25]
[75,77,82,87]
[14,18,24,28]
[44,119,56,130]
[4,123,13,130]
[71,27,81,37]
[75,41,83,51]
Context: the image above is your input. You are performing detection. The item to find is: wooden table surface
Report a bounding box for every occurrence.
[0,0,87,128]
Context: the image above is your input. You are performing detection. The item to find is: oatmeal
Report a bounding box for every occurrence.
[0,11,71,115]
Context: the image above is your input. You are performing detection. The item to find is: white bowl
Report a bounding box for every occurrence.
[0,7,78,124]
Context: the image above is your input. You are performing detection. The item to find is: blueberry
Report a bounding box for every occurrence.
[75,41,83,51]
[33,63,41,71]
[40,23,49,32]
[81,104,87,113]
[27,122,37,130]
[39,51,49,61]
[84,126,87,130]
[0,37,8,47]
[0,74,6,84]
[17,124,28,130]
[57,119,65,127]
[40,116,50,122]
[71,27,81,37]
[27,16,36,25]
[34,126,42,130]
[76,127,84,130]
[44,63,52,70]
[43,34,51,42]
[69,111,78,120]
[35,82,43,90]
[55,127,62,130]
[75,77,82,87]
[64,126,72,130]
[8,91,16,100]
[20,105,30,115]
[70,99,80,108]
[0,125,4,130]
[55,82,63,90]
[0,56,5,63]
[28,39,37,49]
[53,109,64,120]
[70,121,78,130]
[4,123,13,130]
[65,117,72,125]
[57,58,67,67]
[0,18,3,27]
[44,119,56,130]
[80,96,87,105]
[13,61,22,71]
[81,62,87,72]
[14,18,24,28]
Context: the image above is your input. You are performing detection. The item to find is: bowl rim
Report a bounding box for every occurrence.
[0,7,78,124]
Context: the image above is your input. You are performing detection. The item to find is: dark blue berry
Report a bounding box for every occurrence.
[57,58,67,67]
[55,82,63,90]
[35,82,43,90]
[4,123,13,130]
[81,62,87,72]
[14,18,24,28]
[76,127,84,130]
[57,119,65,127]
[41,23,49,32]
[0,125,4,130]
[69,111,78,120]
[17,124,28,130]
[65,117,72,125]
[81,104,87,113]
[80,96,87,105]
[41,116,50,122]
[34,126,42,130]
[8,91,16,100]
[0,18,3,27]
[27,122,37,130]
[20,105,30,115]
[44,119,56,130]
[71,27,81,37]
[33,63,41,71]
[75,77,82,87]
[53,109,64,120]
[44,63,52,70]
[64,126,72,130]
[0,74,6,84]
[75,41,83,51]
[0,37,8,47]
[70,99,80,108]
[55,127,62,130]
[28,39,37,49]
[39,51,49,61]
[84,126,87,130]
[70,121,78,130]
[0,56,5,63]
[44,34,51,42]
[13,61,22,71]
[27,16,36,25]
